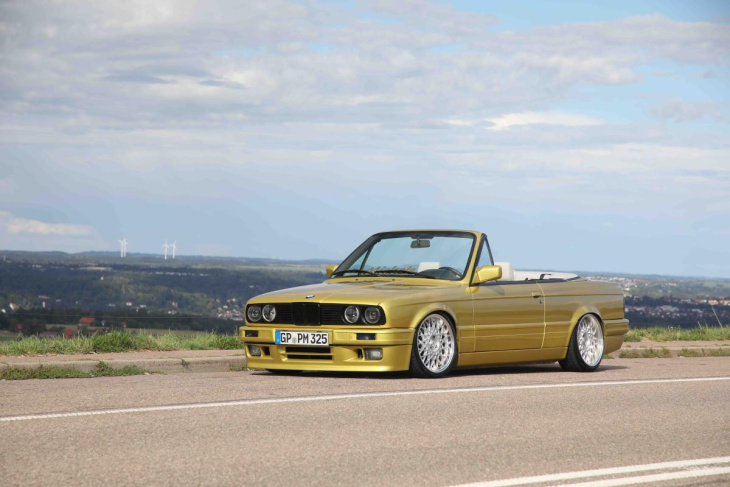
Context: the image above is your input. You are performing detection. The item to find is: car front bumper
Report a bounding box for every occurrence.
[240,326,414,372]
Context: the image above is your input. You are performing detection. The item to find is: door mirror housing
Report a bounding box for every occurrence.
[473,265,502,285]
[325,265,338,277]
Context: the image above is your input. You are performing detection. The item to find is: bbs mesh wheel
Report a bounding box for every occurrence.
[559,314,604,372]
[409,313,457,378]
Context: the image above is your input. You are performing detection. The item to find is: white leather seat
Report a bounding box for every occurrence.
[495,261,514,281]
[417,261,440,272]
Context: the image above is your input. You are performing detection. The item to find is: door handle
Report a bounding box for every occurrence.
[531,292,542,298]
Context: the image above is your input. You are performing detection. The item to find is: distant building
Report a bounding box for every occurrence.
[65,328,82,339]
[79,316,96,326]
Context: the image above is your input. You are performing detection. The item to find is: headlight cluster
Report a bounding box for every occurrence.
[344,305,382,324]
[245,303,385,325]
[247,304,277,323]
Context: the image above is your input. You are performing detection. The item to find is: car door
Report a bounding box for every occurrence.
[472,281,546,351]
[469,236,546,352]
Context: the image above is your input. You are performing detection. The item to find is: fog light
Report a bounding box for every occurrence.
[245,330,259,337]
[249,345,262,356]
[365,348,383,360]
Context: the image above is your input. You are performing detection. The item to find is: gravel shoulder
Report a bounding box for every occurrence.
[0,349,247,374]
[1,340,728,374]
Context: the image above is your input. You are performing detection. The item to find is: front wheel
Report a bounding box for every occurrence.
[559,314,604,372]
[409,313,457,378]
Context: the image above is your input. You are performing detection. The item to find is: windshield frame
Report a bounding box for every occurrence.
[333,230,478,282]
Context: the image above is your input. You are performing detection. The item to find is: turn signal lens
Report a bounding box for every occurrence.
[344,305,360,324]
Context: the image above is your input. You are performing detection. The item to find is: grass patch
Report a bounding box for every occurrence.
[619,347,672,359]
[678,348,730,358]
[0,361,150,380]
[626,326,730,342]
[0,331,244,356]
[228,362,249,372]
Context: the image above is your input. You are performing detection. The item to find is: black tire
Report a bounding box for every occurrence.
[559,314,604,372]
[409,313,458,378]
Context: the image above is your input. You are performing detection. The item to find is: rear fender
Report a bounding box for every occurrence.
[564,306,603,347]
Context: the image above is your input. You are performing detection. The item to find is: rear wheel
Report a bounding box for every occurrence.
[409,313,457,378]
[559,314,604,372]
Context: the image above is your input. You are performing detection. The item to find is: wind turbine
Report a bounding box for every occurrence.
[162,240,170,260]
[118,238,128,258]
[171,240,177,260]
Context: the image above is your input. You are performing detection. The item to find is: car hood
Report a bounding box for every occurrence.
[249,279,459,305]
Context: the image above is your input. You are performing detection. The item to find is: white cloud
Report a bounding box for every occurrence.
[651,99,726,123]
[486,111,603,130]
[0,1,728,274]
[0,211,95,237]
[1,3,727,141]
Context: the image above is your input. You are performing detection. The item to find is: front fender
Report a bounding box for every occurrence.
[408,303,458,330]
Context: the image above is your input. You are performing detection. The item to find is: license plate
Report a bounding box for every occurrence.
[275,330,329,346]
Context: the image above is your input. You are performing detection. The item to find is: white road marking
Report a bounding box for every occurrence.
[559,466,730,486]
[0,376,728,423]
[455,457,730,486]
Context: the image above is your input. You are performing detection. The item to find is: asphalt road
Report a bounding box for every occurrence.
[1,358,729,486]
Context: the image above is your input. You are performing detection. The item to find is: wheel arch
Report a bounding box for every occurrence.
[408,304,458,331]
[408,307,459,378]
[564,307,604,347]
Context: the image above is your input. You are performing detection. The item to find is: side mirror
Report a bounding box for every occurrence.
[325,265,338,277]
[473,265,502,285]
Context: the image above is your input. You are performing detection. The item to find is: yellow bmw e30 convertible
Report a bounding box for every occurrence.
[240,230,628,377]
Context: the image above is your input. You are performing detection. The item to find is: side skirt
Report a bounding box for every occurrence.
[457,347,568,368]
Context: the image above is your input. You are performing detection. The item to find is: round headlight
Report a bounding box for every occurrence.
[262,305,276,322]
[364,307,381,324]
[343,305,360,324]
[247,305,262,322]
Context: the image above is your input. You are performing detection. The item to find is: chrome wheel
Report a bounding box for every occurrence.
[577,314,604,367]
[416,314,455,374]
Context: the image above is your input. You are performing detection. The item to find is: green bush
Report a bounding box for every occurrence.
[626,326,730,342]
[91,331,137,353]
[0,331,244,356]
[0,361,149,380]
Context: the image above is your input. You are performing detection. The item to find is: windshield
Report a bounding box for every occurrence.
[333,232,476,281]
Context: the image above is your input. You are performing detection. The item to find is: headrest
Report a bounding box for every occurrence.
[417,261,440,272]
[494,261,514,281]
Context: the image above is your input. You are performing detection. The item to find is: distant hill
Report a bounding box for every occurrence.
[0,250,338,269]
[1,250,727,331]
[0,253,330,324]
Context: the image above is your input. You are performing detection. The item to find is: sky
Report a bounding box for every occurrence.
[0,0,729,277]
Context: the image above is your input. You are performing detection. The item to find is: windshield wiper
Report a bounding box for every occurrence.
[331,269,379,277]
[376,269,435,279]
